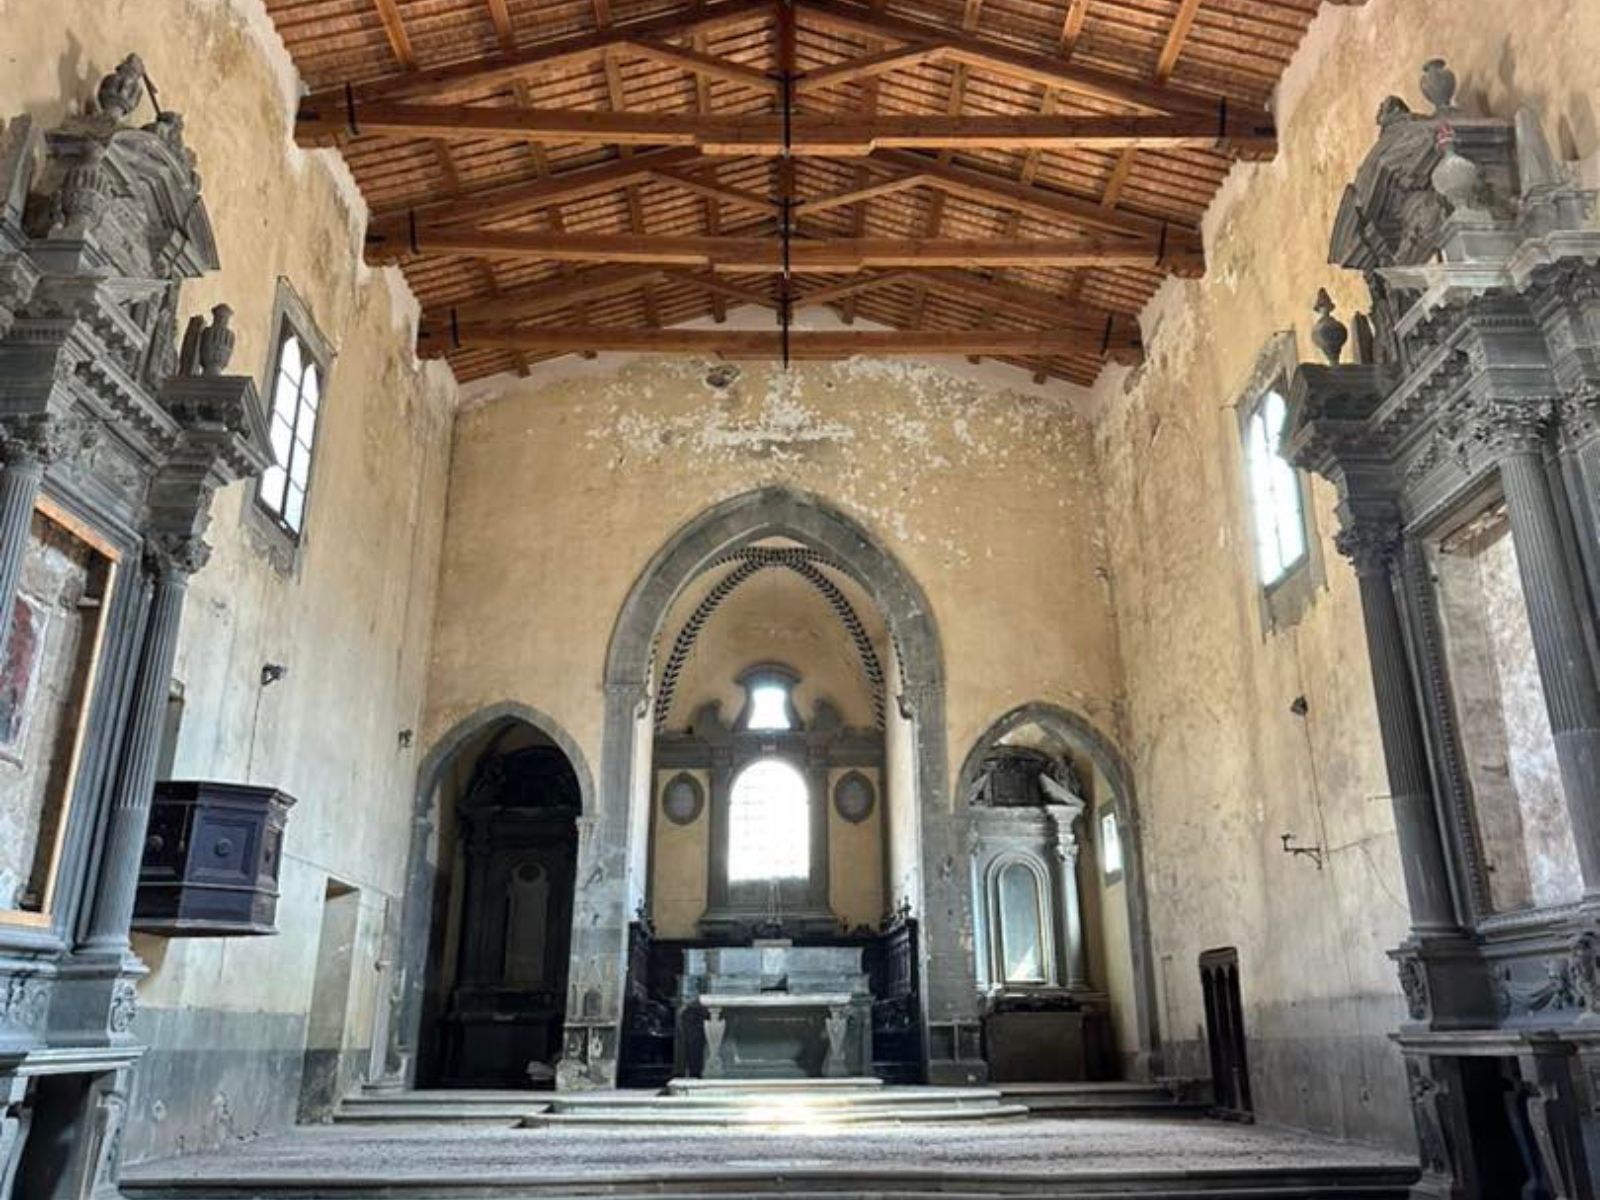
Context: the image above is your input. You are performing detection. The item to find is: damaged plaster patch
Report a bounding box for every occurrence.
[562,355,1095,558]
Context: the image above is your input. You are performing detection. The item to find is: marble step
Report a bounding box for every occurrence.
[521,1101,1033,1127]
[667,1075,885,1094]
[996,1082,1207,1118]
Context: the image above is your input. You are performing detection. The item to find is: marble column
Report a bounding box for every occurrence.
[1045,799,1089,991]
[1490,409,1600,898]
[82,535,204,954]
[1335,518,1459,933]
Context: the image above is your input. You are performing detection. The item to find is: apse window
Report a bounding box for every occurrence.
[1243,389,1308,588]
[727,757,810,882]
[738,666,799,731]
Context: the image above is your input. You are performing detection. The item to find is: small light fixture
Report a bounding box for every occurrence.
[1289,695,1309,717]
[260,663,287,687]
[397,729,414,749]
[1280,832,1324,870]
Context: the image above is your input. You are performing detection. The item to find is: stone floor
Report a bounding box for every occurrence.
[122,1115,1416,1197]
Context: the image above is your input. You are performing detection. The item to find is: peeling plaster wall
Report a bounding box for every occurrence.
[1087,0,1600,1151]
[429,356,1121,789]
[1,0,455,1164]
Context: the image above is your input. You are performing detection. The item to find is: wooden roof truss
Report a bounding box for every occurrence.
[270,0,1335,386]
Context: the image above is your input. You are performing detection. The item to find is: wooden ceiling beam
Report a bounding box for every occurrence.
[368,227,1202,271]
[425,264,671,324]
[300,0,773,111]
[794,271,911,307]
[621,38,782,93]
[871,149,1202,256]
[793,43,949,94]
[371,145,702,225]
[300,104,1275,158]
[1156,0,1205,82]
[796,172,927,215]
[418,325,1138,358]
[652,168,782,215]
[373,0,418,68]
[484,0,516,50]
[797,0,1220,115]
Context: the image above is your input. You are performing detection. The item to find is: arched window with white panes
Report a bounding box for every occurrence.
[1243,389,1307,587]
[726,757,810,884]
[257,329,321,539]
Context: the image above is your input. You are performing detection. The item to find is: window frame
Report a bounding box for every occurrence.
[1234,333,1325,634]
[245,280,334,571]
[725,755,813,885]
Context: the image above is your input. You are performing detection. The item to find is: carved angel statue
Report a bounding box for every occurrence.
[96,54,146,122]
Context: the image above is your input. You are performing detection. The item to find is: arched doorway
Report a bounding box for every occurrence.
[413,712,589,1089]
[560,487,985,1087]
[956,702,1161,1080]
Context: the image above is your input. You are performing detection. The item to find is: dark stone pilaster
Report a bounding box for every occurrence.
[1336,518,1459,935]
[83,540,201,956]
[0,414,89,664]
[1492,420,1600,899]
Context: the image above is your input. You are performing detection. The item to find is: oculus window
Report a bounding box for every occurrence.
[257,326,322,539]
[1243,389,1307,588]
[727,757,810,883]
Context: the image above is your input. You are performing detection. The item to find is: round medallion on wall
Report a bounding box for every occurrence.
[833,771,876,824]
[662,773,704,826]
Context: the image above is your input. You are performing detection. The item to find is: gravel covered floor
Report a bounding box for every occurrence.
[124,1116,1407,1185]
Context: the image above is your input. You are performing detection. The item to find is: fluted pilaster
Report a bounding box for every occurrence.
[1337,518,1460,932]
[83,538,204,952]
[1498,447,1600,895]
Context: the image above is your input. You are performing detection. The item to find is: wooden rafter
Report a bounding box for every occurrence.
[268,0,1322,384]
[303,0,772,110]
[300,105,1275,158]
[417,325,1142,359]
[368,227,1201,271]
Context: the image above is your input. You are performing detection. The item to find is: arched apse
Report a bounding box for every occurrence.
[956,700,1161,1078]
[568,485,986,1086]
[390,702,595,1087]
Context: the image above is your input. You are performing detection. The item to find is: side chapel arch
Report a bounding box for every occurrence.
[956,700,1161,1074]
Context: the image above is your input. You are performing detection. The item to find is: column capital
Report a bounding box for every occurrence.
[0,410,95,469]
[1470,395,1555,458]
[1334,517,1402,578]
[143,531,210,578]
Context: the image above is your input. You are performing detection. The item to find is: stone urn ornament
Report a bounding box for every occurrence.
[1310,289,1348,366]
[1431,125,1481,213]
[1420,58,1457,116]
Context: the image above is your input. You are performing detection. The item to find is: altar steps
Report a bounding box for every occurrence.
[523,1078,1029,1127]
[997,1082,1208,1119]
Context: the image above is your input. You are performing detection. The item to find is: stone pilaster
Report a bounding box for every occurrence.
[0,413,90,663]
[1482,401,1600,899]
[82,535,205,957]
[1334,515,1459,934]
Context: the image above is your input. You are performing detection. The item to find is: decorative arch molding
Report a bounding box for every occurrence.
[392,701,595,1086]
[956,700,1162,1075]
[579,485,984,1086]
[653,546,888,732]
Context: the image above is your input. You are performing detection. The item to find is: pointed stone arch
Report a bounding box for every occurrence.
[567,485,984,1085]
[956,700,1161,1076]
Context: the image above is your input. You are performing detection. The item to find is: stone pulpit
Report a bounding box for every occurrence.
[676,943,872,1079]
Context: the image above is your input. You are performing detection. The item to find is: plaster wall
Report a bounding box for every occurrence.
[1086,0,1600,1149]
[0,0,455,1164]
[427,355,1122,874]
